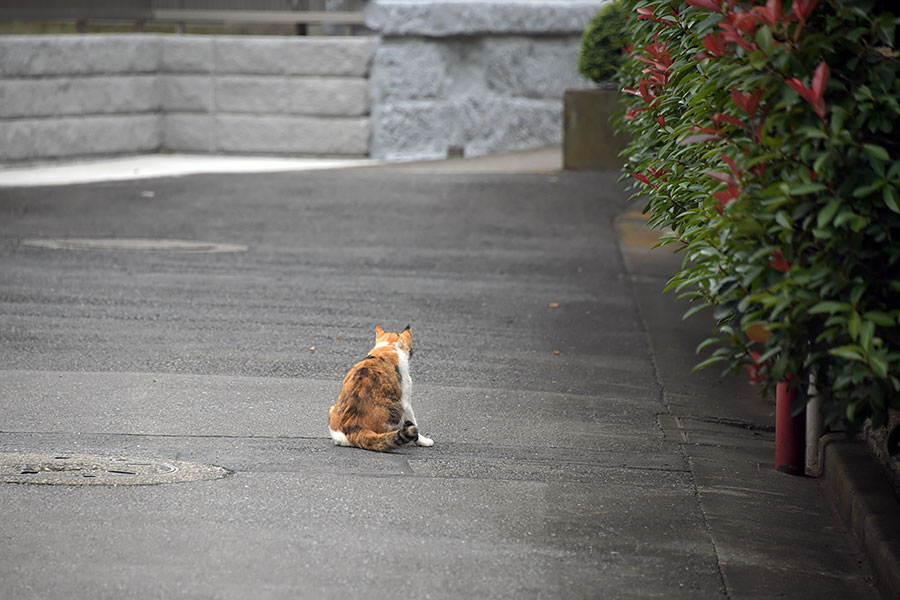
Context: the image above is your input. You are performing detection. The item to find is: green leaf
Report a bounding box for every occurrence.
[816,198,842,228]
[755,25,773,54]
[775,211,792,229]
[870,354,889,378]
[683,303,710,320]
[809,301,851,314]
[853,180,886,198]
[795,126,828,140]
[860,320,875,353]
[789,182,827,195]
[864,311,896,327]
[696,337,726,355]
[848,311,861,341]
[884,186,900,214]
[863,143,890,161]
[692,355,729,372]
[829,345,866,361]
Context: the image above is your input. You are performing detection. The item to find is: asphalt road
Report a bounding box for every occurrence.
[0,153,882,599]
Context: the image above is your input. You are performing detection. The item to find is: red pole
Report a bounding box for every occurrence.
[775,378,806,475]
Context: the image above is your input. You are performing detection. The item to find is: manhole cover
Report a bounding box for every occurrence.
[22,238,248,253]
[0,453,230,486]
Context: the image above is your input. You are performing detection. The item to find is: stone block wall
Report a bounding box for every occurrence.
[0,1,607,163]
[159,36,373,156]
[0,34,376,162]
[365,0,607,160]
[0,35,161,161]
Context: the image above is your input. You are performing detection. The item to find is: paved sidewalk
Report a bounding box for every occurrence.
[0,147,890,599]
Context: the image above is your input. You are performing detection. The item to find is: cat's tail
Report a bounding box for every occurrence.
[347,421,418,453]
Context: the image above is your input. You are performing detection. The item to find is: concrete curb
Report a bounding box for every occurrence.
[824,438,900,600]
[615,205,900,600]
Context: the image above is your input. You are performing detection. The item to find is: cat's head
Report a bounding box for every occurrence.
[375,325,412,355]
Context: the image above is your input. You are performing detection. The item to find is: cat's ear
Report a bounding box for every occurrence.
[375,326,385,339]
[400,324,412,344]
[402,324,411,333]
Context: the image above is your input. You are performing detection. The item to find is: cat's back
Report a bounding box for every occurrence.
[339,345,402,402]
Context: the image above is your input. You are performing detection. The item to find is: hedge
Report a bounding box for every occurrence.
[617,0,900,449]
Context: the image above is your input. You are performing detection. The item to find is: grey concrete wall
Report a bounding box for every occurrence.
[365,0,607,160]
[0,34,375,162]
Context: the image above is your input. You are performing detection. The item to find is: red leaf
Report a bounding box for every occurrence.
[753,0,783,26]
[685,0,721,12]
[785,65,828,119]
[702,33,725,56]
[719,24,757,52]
[785,78,815,102]
[793,0,818,21]
[730,87,765,115]
[713,184,741,210]
[719,154,742,179]
[705,171,735,184]
[622,87,640,97]
[712,112,752,132]
[623,107,650,120]
[678,133,720,145]
[631,173,652,185]
[812,61,829,100]
[746,323,773,343]
[656,115,666,128]
[637,6,655,19]
[734,11,762,35]
[770,250,791,272]
[638,80,657,104]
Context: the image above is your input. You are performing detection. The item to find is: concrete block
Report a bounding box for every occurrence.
[160,36,214,74]
[370,39,448,102]
[0,115,160,161]
[0,35,160,76]
[366,0,607,36]
[215,77,369,116]
[484,36,590,99]
[161,75,214,113]
[215,115,369,156]
[162,114,215,153]
[371,97,561,160]
[214,36,376,77]
[464,97,563,156]
[563,88,629,170]
[0,76,159,118]
[371,101,461,160]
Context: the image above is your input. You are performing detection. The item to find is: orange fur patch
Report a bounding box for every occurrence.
[328,326,415,452]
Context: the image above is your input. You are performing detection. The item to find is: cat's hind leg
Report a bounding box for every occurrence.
[402,404,434,447]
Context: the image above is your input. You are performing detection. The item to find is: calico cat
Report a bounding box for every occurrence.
[328,325,434,452]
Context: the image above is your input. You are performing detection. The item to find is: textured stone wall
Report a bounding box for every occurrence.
[0,34,375,162]
[0,35,161,161]
[365,0,607,160]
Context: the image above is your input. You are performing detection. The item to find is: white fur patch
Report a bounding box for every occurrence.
[329,429,351,446]
[395,344,412,402]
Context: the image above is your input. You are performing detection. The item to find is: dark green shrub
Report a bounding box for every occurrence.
[618,0,900,447]
[578,0,629,83]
